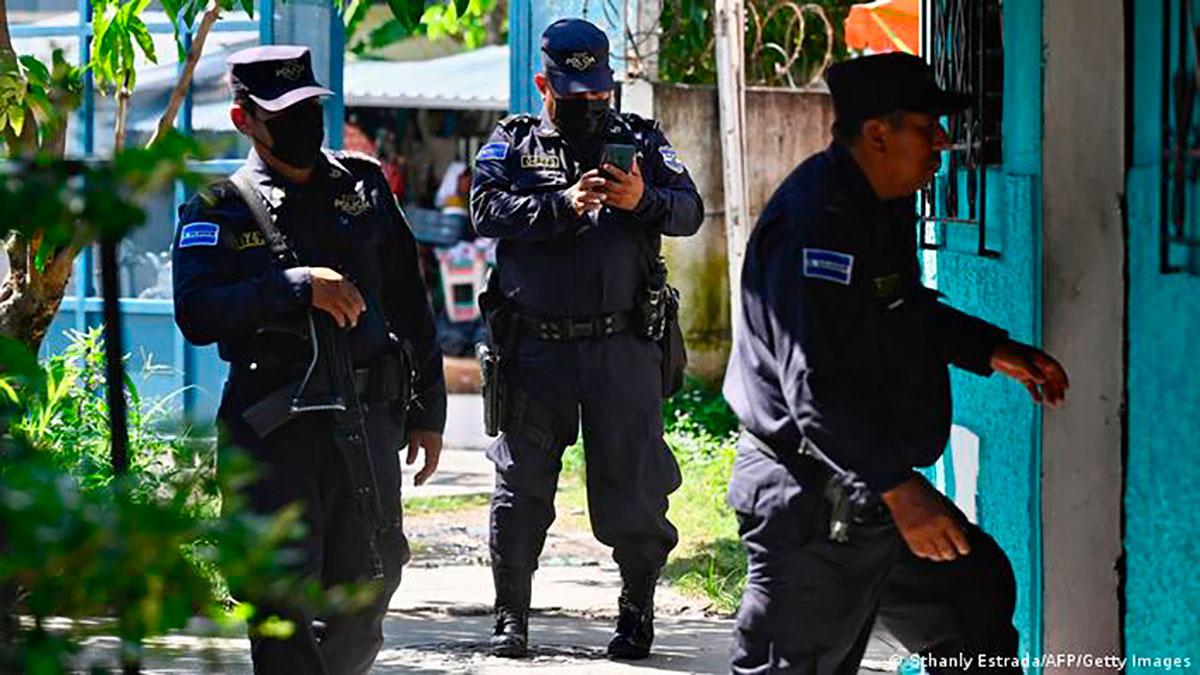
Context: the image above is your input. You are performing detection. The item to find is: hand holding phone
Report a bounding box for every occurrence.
[598,144,645,212]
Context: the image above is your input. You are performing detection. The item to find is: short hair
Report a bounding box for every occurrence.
[832,110,909,142]
[233,91,257,116]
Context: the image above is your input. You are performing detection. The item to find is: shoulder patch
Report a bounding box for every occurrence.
[802,248,854,285]
[620,111,659,133]
[335,149,382,167]
[179,222,220,248]
[499,113,536,130]
[476,142,509,162]
[659,147,686,174]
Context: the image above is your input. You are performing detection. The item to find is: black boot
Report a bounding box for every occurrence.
[606,568,658,660]
[490,567,531,658]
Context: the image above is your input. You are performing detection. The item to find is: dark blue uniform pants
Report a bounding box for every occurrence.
[727,444,1020,675]
[487,333,682,575]
[220,394,409,675]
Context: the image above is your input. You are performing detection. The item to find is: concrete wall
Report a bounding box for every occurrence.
[648,83,833,382]
[1039,0,1125,666]
[1125,0,1200,666]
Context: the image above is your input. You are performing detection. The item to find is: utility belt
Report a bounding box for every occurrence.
[740,430,890,542]
[515,309,636,342]
[238,352,410,439]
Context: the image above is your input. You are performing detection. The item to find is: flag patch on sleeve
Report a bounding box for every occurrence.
[179,222,219,248]
[475,142,509,162]
[802,248,854,285]
[660,147,686,173]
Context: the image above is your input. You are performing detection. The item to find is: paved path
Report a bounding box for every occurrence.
[74,395,907,673]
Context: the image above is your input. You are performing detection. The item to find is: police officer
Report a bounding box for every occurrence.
[470,18,703,660]
[722,53,1070,674]
[172,45,446,673]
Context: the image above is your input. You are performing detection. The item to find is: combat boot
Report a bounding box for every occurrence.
[490,566,531,658]
[606,568,658,660]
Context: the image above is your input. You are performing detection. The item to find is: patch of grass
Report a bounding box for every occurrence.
[554,380,748,614]
[402,493,491,516]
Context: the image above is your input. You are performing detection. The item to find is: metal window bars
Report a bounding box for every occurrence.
[1163,0,1200,274]
[918,0,1003,258]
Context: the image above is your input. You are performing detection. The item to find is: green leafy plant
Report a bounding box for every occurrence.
[659,0,860,86]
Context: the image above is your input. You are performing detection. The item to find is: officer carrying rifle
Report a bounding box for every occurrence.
[172,45,446,674]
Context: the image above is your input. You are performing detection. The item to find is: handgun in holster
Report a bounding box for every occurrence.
[801,438,873,543]
[477,270,514,437]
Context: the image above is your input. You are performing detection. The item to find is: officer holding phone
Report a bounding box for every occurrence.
[470,17,704,661]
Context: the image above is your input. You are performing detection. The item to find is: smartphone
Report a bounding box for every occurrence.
[601,143,636,175]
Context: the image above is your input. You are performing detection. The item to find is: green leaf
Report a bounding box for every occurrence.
[387,0,425,33]
[19,56,51,86]
[129,17,157,64]
[239,0,255,19]
[9,106,25,138]
[453,0,469,21]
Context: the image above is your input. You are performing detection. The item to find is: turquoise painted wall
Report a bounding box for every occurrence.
[1125,0,1200,666]
[925,0,1044,662]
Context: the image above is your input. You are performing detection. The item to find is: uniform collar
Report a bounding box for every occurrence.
[242,148,350,210]
[827,141,882,208]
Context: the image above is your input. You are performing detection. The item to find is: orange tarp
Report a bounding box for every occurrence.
[845,0,920,56]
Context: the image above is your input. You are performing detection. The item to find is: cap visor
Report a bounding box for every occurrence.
[547,66,615,95]
[251,85,333,113]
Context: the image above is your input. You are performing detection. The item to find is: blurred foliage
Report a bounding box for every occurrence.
[0,50,83,148]
[90,0,159,95]
[663,376,739,440]
[345,0,506,57]
[659,0,859,86]
[0,130,202,268]
[0,330,381,671]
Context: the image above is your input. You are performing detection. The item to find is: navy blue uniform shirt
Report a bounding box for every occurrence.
[173,148,447,433]
[723,142,1006,491]
[470,110,703,316]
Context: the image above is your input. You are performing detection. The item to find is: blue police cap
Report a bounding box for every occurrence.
[229,45,333,113]
[541,18,615,95]
[824,52,971,122]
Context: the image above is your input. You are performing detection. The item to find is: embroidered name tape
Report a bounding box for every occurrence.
[235,231,266,250]
[179,222,219,248]
[476,142,509,162]
[660,147,685,174]
[803,248,854,285]
[521,154,562,170]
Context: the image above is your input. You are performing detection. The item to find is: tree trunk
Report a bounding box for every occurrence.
[0,236,79,353]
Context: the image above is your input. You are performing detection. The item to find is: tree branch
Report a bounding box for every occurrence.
[147,0,221,148]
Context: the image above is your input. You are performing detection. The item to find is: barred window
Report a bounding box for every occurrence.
[919,0,1004,258]
[1163,0,1200,274]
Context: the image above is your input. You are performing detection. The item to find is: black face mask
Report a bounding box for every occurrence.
[552,97,610,138]
[260,102,324,168]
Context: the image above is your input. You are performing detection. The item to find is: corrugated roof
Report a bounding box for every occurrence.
[344,45,509,111]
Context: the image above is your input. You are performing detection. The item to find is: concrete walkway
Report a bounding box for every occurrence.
[74,395,906,673]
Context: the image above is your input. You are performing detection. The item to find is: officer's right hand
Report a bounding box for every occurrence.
[566,170,608,216]
[308,267,366,329]
[882,475,971,562]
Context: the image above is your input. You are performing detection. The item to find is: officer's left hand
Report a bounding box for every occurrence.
[600,160,646,211]
[407,430,443,486]
[990,340,1070,407]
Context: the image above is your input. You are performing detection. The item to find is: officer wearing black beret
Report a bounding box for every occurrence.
[470,17,703,660]
[722,52,1070,673]
[172,45,447,673]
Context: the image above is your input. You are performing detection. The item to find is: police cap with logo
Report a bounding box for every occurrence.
[824,52,972,123]
[541,18,615,95]
[229,45,333,112]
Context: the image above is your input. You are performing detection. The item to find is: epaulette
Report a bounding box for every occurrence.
[195,179,238,209]
[332,149,382,168]
[498,113,537,130]
[619,111,661,133]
